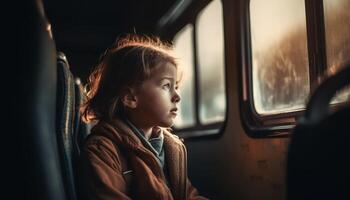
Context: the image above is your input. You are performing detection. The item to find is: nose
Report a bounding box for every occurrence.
[172,90,181,103]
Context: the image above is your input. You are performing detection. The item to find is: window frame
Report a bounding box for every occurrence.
[157,0,228,140]
[240,0,332,138]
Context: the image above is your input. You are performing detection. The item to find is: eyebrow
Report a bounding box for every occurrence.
[160,77,179,86]
[160,77,174,81]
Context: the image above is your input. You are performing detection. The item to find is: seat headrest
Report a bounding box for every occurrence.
[288,64,350,199]
[57,51,69,64]
[303,65,350,125]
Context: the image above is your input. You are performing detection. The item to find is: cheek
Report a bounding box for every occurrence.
[143,90,171,112]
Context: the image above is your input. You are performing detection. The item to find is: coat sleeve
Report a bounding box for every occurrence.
[78,137,132,200]
[186,178,210,200]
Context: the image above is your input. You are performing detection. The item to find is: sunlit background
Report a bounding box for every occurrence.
[250,0,350,115]
[173,0,226,128]
[173,24,196,128]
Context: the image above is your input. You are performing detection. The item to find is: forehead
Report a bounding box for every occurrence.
[150,62,177,79]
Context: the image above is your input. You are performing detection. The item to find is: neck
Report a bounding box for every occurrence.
[124,112,153,140]
[139,127,152,140]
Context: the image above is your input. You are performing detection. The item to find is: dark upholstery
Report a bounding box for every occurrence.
[74,78,92,154]
[20,0,66,199]
[56,52,78,200]
[287,65,350,200]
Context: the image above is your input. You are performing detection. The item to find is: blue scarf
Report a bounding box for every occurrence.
[123,118,165,168]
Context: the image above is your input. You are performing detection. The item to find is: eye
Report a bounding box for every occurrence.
[163,83,171,89]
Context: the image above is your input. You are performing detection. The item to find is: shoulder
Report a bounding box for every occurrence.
[80,134,127,174]
[84,133,114,151]
[162,127,185,144]
[83,120,122,152]
[85,122,112,147]
[83,133,116,157]
[81,128,123,168]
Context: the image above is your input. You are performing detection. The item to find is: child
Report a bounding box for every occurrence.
[78,35,208,200]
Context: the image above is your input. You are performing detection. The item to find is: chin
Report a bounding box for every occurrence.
[158,119,174,128]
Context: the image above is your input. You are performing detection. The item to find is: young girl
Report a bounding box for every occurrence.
[78,35,208,200]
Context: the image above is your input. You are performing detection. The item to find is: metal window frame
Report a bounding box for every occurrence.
[239,0,328,138]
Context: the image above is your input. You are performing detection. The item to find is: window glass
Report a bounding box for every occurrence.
[173,24,196,128]
[250,0,310,115]
[196,0,226,124]
[324,0,350,103]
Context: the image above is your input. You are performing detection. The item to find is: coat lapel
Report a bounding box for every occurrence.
[163,131,186,200]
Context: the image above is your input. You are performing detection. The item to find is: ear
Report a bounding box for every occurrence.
[120,87,138,109]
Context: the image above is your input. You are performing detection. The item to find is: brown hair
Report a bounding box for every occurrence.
[81,34,177,123]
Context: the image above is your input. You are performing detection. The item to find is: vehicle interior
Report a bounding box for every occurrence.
[16,0,350,199]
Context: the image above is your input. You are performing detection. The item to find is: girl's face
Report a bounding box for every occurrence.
[133,62,180,127]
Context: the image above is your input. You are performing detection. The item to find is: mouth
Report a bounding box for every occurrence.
[170,108,178,115]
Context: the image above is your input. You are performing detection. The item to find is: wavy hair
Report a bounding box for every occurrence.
[81,34,177,123]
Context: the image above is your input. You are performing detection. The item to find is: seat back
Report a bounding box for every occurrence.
[56,51,78,200]
[20,0,66,199]
[287,65,350,199]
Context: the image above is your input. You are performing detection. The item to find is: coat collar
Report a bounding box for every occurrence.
[93,118,187,200]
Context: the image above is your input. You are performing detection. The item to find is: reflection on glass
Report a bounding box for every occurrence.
[324,0,350,103]
[196,0,226,124]
[173,24,195,128]
[250,0,310,115]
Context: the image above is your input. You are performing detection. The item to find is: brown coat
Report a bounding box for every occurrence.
[78,118,208,200]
